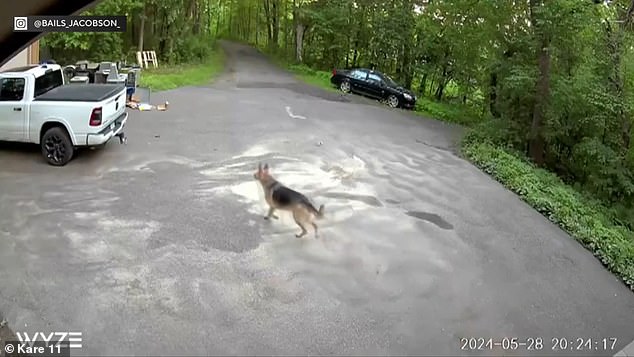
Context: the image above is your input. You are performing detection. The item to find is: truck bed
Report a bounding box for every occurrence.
[33,84,124,102]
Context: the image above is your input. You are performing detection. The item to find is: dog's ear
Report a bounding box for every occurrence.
[258,163,262,172]
[263,163,269,171]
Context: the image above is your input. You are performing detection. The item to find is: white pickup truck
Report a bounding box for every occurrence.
[0,63,128,166]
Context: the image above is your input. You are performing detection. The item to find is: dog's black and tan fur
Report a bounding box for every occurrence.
[254,163,324,238]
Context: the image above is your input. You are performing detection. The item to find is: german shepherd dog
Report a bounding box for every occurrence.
[254,163,325,238]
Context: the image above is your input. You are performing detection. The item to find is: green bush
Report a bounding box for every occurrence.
[415,98,486,127]
[461,138,634,290]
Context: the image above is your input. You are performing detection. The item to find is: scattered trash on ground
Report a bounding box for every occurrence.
[156,102,169,111]
[126,95,169,112]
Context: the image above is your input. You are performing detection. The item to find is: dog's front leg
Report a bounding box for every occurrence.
[264,207,279,220]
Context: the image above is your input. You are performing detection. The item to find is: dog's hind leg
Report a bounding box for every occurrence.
[264,207,279,220]
[311,222,319,239]
[295,226,307,238]
[293,210,308,238]
[294,220,308,238]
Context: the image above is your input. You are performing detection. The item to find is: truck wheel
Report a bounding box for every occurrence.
[41,127,74,166]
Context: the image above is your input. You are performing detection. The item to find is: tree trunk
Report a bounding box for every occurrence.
[419,72,427,94]
[616,0,634,151]
[284,0,289,56]
[295,23,305,62]
[489,71,500,118]
[255,2,260,46]
[528,0,551,165]
[272,0,280,49]
[263,0,272,42]
[435,66,448,100]
[345,2,352,69]
[215,3,221,36]
[138,5,146,52]
[246,5,252,42]
[304,27,314,62]
[158,10,168,55]
[352,46,358,67]
[228,2,234,37]
[351,8,363,69]
[435,82,445,101]
[292,0,297,50]
[190,0,199,34]
[399,0,414,88]
[403,44,413,89]
[205,0,210,35]
[147,4,154,48]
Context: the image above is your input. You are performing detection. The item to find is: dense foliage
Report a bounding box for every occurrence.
[41,0,221,64]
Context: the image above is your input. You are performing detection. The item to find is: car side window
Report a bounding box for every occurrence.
[0,78,26,101]
[367,73,383,85]
[351,70,367,80]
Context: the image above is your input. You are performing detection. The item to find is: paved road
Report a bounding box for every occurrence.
[0,41,633,356]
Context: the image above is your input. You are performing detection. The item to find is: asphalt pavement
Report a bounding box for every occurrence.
[0,40,633,356]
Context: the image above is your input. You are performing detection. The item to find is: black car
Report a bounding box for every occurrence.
[330,68,416,109]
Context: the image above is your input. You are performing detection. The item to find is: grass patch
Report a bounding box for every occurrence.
[139,48,225,91]
[414,97,486,127]
[461,131,634,291]
[285,63,339,93]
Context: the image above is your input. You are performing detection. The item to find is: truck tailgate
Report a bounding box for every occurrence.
[100,88,127,125]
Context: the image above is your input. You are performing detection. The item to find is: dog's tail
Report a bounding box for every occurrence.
[306,201,325,218]
[316,204,325,218]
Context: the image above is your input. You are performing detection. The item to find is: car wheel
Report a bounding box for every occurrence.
[385,94,400,108]
[386,95,400,108]
[41,126,74,166]
[340,80,351,93]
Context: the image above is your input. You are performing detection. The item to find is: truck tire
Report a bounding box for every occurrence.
[41,126,74,166]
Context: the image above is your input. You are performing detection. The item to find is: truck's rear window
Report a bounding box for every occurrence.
[34,69,64,98]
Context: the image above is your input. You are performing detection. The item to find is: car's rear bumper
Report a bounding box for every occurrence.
[85,112,127,146]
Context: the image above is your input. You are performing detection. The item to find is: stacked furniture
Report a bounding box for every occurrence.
[69,60,91,84]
